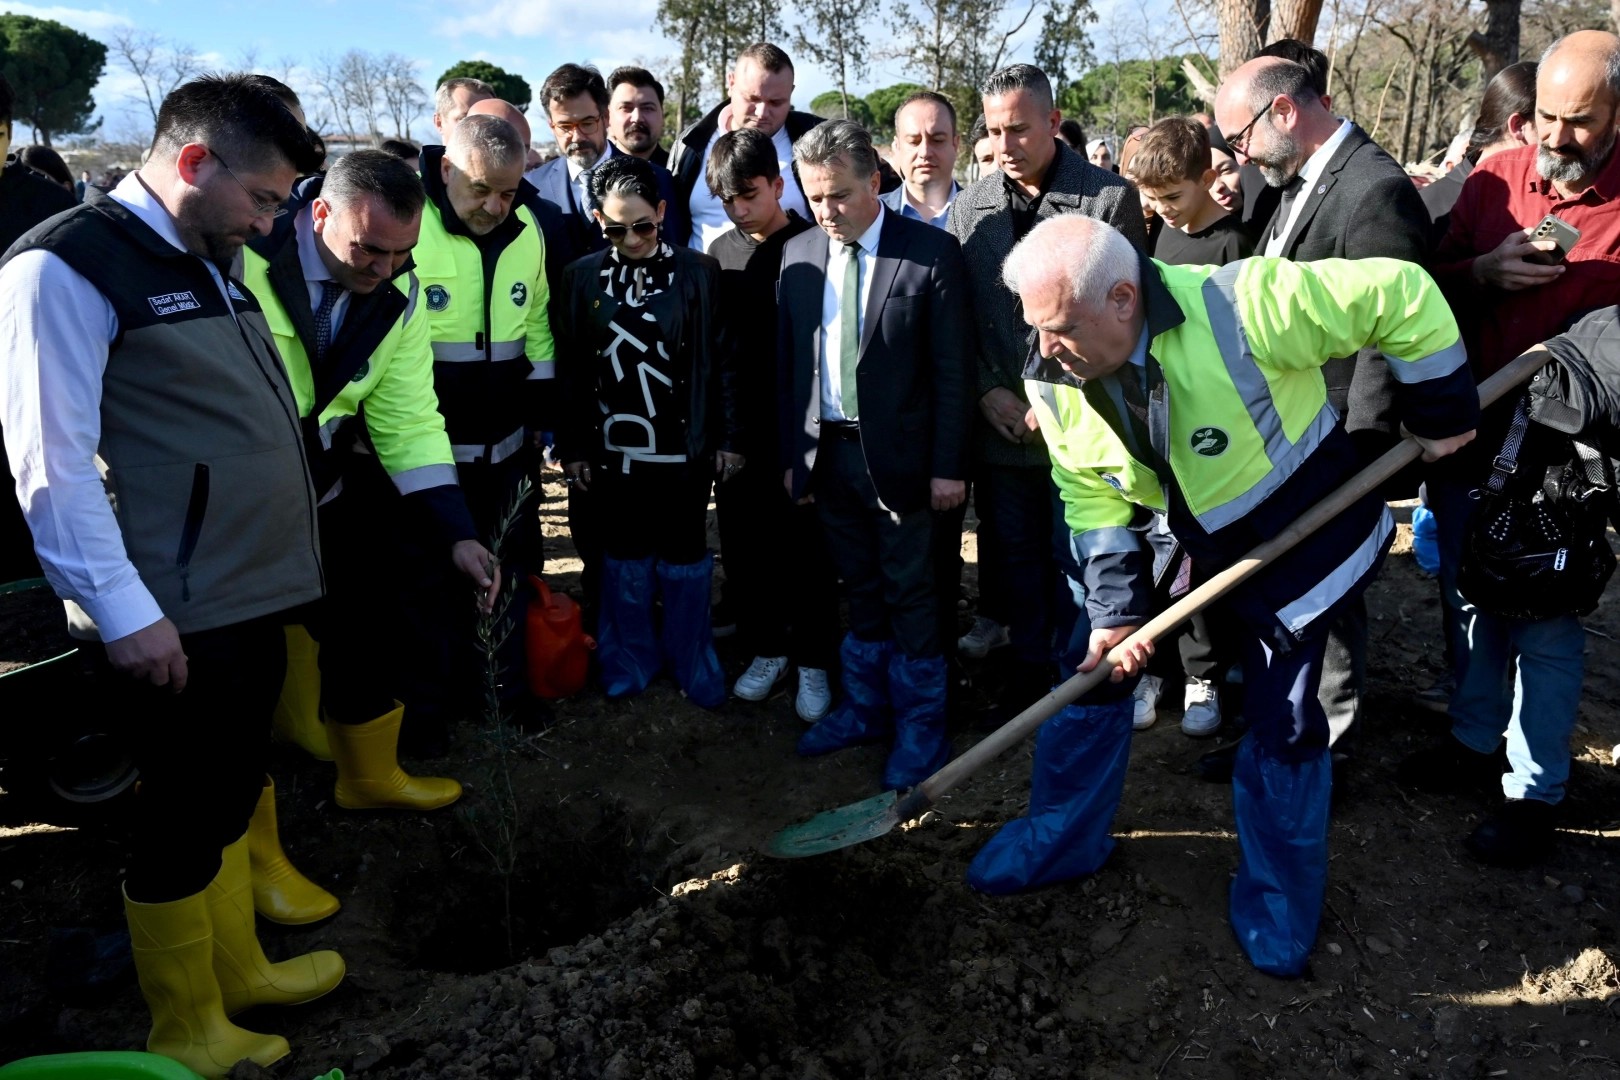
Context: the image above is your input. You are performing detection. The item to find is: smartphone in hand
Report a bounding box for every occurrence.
[1524,214,1581,265]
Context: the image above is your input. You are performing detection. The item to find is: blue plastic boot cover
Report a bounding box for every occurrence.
[656,554,727,709]
[797,635,894,756]
[1229,738,1332,977]
[598,556,660,698]
[966,698,1133,895]
[883,652,951,789]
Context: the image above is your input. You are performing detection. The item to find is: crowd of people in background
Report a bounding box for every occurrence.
[2,24,1619,1077]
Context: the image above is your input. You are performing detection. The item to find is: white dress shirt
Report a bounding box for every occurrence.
[0,172,238,641]
[1264,118,1352,257]
[687,116,811,253]
[295,203,350,336]
[818,204,885,422]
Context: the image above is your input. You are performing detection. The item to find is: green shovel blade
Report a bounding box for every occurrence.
[766,791,904,858]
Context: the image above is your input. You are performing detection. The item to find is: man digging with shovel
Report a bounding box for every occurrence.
[970,214,1478,976]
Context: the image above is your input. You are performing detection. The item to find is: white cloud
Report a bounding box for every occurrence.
[0,4,135,34]
[432,0,564,40]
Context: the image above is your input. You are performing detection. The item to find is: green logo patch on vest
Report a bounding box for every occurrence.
[510,282,528,307]
[426,284,450,311]
[350,362,370,383]
[1190,426,1229,457]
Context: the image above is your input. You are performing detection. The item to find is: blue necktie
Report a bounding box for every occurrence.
[313,281,341,361]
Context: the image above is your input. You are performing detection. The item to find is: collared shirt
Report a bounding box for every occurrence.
[567,141,616,215]
[687,113,811,253]
[1264,118,1352,256]
[1099,327,1150,459]
[894,181,958,228]
[818,204,885,421]
[294,203,350,338]
[1004,142,1063,240]
[0,172,243,640]
[1435,140,1620,377]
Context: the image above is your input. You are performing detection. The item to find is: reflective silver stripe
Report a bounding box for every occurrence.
[402,271,421,324]
[391,462,459,495]
[1274,505,1394,634]
[1202,268,1291,469]
[1195,267,1341,535]
[432,341,482,362]
[488,337,525,361]
[1193,401,1337,533]
[1073,525,1139,559]
[1384,338,1466,384]
[451,428,525,464]
[317,476,344,507]
[430,339,526,362]
[526,358,556,381]
[317,415,347,451]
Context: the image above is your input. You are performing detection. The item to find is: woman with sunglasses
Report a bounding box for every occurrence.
[556,154,739,707]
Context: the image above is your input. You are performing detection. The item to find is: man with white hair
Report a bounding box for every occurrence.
[971,214,1478,978]
[431,76,494,143]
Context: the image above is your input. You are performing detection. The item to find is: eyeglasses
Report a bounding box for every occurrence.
[552,116,601,137]
[1227,100,1274,156]
[211,148,283,217]
[601,218,659,242]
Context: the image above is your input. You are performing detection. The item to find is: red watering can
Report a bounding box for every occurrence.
[525,576,594,699]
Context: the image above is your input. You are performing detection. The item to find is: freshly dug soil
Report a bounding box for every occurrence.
[0,584,74,674]
[2,482,1617,1078]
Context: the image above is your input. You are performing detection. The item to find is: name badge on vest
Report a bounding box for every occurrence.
[148,291,201,316]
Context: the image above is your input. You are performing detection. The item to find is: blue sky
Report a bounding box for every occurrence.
[10,0,1169,144]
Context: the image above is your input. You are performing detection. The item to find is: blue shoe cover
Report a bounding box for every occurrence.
[656,554,727,709]
[966,698,1133,894]
[883,653,951,789]
[1229,740,1332,977]
[797,635,893,756]
[598,556,658,698]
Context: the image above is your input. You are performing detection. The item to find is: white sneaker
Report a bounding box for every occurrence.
[734,655,789,701]
[1181,677,1222,737]
[796,667,832,722]
[1132,674,1163,731]
[957,616,1010,659]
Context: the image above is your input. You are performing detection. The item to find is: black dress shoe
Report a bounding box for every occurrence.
[1397,736,1506,796]
[1195,739,1242,783]
[1465,798,1556,867]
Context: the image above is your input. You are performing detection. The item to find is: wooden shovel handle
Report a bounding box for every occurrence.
[915,346,1548,806]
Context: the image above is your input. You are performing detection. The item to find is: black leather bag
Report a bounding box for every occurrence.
[1459,395,1617,621]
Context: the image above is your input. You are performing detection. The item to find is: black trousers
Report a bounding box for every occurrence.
[814,435,939,658]
[714,455,840,669]
[593,460,712,564]
[120,615,287,903]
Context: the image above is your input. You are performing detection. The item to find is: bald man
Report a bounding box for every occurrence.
[969,214,1475,976]
[1419,30,1620,864]
[1210,55,1430,775]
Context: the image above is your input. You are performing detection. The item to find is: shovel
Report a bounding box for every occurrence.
[767,346,1549,859]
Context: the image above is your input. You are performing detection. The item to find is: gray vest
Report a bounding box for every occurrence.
[7,194,323,636]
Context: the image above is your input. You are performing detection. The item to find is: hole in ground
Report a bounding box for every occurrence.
[395,794,667,974]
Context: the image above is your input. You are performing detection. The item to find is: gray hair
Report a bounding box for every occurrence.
[1002,213,1140,311]
[446,113,525,171]
[1541,34,1620,98]
[793,118,879,179]
[980,64,1053,113]
[323,149,425,221]
[435,76,494,120]
[1246,59,1319,112]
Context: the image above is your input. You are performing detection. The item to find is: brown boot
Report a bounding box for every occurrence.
[326,702,462,810]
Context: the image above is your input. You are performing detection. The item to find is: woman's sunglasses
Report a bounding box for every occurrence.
[602,219,659,242]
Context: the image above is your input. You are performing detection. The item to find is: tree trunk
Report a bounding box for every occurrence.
[1218,0,1269,77]
[1466,0,1520,81]
[1270,0,1323,44]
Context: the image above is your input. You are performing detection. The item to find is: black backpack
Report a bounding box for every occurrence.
[1459,394,1617,621]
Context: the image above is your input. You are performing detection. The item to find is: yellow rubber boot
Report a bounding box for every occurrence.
[326,702,462,811]
[248,777,340,926]
[207,837,345,1016]
[271,624,333,761]
[123,885,290,1078]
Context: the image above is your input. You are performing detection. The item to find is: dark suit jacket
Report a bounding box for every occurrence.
[1263,123,1430,451]
[777,211,972,514]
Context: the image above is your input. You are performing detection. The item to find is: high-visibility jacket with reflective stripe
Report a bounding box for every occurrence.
[1028,255,1476,633]
[412,179,555,465]
[241,245,459,502]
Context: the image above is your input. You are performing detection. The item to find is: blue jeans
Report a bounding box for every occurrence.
[1450,609,1585,804]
